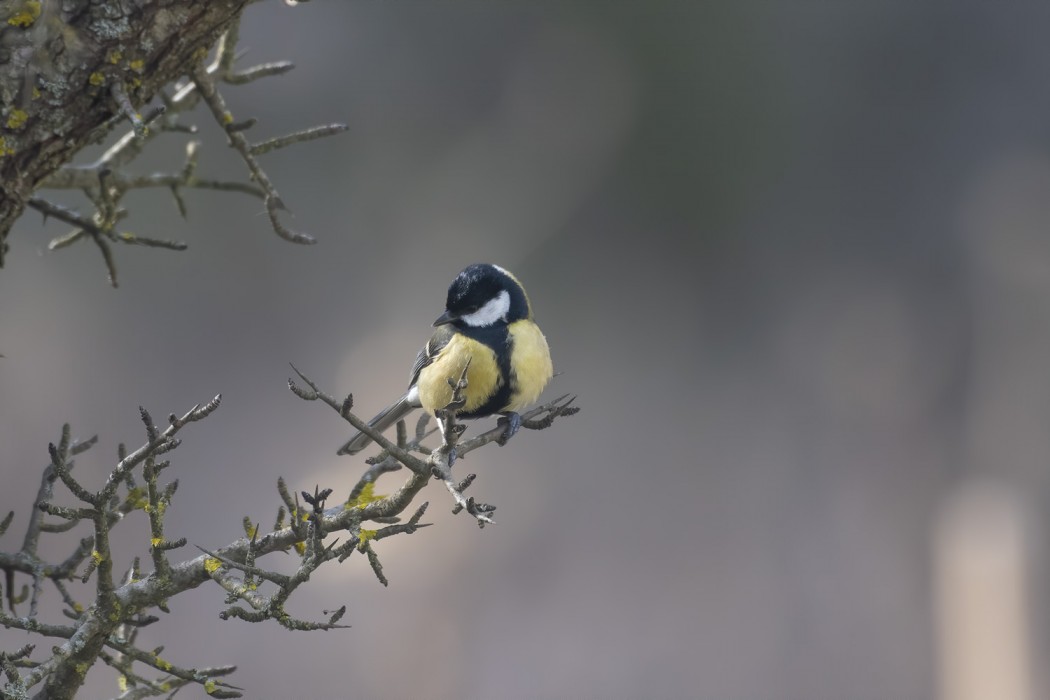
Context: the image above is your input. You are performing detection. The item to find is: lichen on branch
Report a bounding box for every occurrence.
[0,372,577,697]
[0,2,346,284]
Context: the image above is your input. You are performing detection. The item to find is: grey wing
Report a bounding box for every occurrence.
[408,324,455,388]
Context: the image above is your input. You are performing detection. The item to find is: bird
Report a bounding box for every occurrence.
[338,263,554,456]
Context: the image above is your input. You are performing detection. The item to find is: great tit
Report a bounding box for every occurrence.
[337,263,554,456]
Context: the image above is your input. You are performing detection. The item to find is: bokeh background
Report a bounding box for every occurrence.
[4,2,1050,698]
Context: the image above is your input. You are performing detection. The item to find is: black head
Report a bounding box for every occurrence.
[434,263,532,328]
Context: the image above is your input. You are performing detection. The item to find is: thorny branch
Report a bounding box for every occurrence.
[0,373,576,698]
[21,13,346,286]
[288,362,577,526]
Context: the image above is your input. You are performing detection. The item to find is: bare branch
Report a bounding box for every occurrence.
[192,65,316,245]
[109,82,150,141]
[6,4,345,284]
[250,124,349,156]
[2,370,575,696]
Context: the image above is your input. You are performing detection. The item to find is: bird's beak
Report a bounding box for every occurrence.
[433,310,456,326]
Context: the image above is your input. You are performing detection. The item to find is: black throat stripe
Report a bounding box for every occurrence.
[455,322,513,418]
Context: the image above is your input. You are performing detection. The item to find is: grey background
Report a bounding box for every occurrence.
[4,2,1050,698]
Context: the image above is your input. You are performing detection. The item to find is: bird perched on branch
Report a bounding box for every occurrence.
[338,263,554,456]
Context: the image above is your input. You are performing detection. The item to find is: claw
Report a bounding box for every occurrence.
[496,412,521,446]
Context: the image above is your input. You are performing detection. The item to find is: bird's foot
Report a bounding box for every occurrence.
[496,412,521,446]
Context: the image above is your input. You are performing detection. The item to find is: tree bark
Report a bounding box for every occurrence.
[0,0,250,266]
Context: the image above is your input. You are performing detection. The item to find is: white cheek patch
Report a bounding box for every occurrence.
[461,290,510,327]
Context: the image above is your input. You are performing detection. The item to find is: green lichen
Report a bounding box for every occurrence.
[6,109,28,130]
[126,486,148,509]
[346,482,385,509]
[144,501,168,516]
[357,529,377,551]
[6,1,41,27]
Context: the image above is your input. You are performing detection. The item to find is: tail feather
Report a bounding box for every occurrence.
[337,395,416,455]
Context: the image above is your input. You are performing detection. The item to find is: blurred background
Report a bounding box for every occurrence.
[3,2,1050,698]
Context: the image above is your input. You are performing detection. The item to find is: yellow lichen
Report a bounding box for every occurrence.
[346,482,385,509]
[293,541,306,555]
[222,111,233,125]
[150,537,163,547]
[6,109,28,130]
[357,529,377,551]
[0,137,12,157]
[126,487,148,510]
[205,680,217,694]
[107,49,123,64]
[129,59,145,72]
[7,1,41,27]
[72,602,83,613]
[88,72,105,87]
[155,656,172,672]
[91,550,104,564]
[118,675,128,692]
[203,557,222,574]
[31,87,40,99]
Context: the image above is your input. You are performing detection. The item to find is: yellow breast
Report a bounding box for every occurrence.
[416,321,553,416]
[506,319,554,412]
[416,334,502,414]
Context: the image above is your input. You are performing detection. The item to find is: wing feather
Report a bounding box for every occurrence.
[409,324,455,388]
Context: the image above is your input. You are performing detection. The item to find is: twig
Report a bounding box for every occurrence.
[192,65,317,245]
[109,82,149,140]
[1,374,575,696]
[31,19,344,285]
[250,124,349,156]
